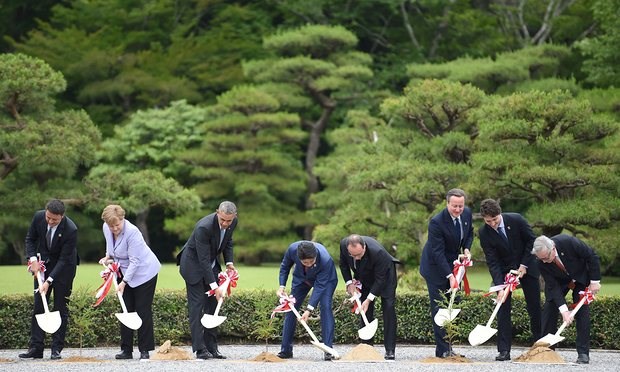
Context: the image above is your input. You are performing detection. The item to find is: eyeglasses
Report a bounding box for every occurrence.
[537,247,555,263]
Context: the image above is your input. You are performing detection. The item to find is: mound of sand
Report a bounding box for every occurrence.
[340,344,384,361]
[249,351,284,362]
[0,358,15,363]
[62,356,102,362]
[419,355,470,363]
[514,345,566,364]
[151,340,193,360]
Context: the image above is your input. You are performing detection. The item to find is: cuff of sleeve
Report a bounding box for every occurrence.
[520,264,528,269]
[209,282,218,290]
[307,305,315,311]
[559,304,569,313]
[225,262,233,266]
[590,280,601,284]
[446,273,454,279]
[29,256,37,262]
[46,277,54,283]
[367,293,376,301]
[345,280,352,286]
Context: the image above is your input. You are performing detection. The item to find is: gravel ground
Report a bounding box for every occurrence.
[1,344,618,372]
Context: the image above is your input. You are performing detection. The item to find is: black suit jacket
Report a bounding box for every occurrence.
[479,213,538,285]
[539,234,601,307]
[177,212,237,286]
[419,207,474,284]
[339,236,399,297]
[25,210,78,282]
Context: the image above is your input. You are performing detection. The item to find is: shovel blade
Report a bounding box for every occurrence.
[310,340,339,359]
[201,314,227,329]
[535,333,565,347]
[116,312,142,330]
[468,324,497,346]
[434,308,461,326]
[358,318,378,340]
[35,311,62,334]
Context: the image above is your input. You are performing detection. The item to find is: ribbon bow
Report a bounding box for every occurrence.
[452,257,473,295]
[572,287,595,308]
[27,259,46,275]
[348,279,364,313]
[484,272,520,299]
[93,262,120,307]
[271,295,296,318]
[207,269,239,297]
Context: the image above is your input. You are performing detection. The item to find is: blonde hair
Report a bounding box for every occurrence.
[101,204,125,225]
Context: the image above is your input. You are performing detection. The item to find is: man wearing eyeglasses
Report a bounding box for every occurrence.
[531,234,601,364]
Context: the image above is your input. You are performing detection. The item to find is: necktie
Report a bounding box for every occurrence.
[498,226,508,243]
[553,257,567,274]
[46,228,53,248]
[454,218,461,242]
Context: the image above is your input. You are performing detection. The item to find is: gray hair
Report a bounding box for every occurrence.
[218,201,237,215]
[446,188,466,202]
[532,235,554,255]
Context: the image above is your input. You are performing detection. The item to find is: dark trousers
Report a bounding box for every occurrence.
[29,270,75,352]
[280,282,336,353]
[120,274,157,352]
[186,279,221,353]
[542,283,590,355]
[497,274,542,352]
[360,292,397,353]
[425,278,451,357]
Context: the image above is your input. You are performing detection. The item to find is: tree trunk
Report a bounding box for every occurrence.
[135,208,151,245]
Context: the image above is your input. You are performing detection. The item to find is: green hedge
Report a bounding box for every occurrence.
[1,289,619,350]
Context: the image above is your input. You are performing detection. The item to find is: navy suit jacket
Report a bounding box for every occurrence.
[539,234,601,307]
[420,207,473,284]
[177,212,237,286]
[25,210,78,282]
[278,241,338,308]
[479,213,538,285]
[339,236,399,298]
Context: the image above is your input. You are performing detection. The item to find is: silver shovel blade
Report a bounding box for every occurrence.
[36,311,61,334]
[116,312,142,330]
[358,318,378,340]
[433,308,461,326]
[535,333,565,347]
[310,340,339,359]
[468,324,497,346]
[201,314,227,329]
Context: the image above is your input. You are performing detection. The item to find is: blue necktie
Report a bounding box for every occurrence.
[454,218,461,242]
[498,226,508,243]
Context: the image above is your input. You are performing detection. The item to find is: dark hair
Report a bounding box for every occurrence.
[480,198,502,217]
[346,234,365,248]
[297,241,318,260]
[446,188,466,202]
[45,199,65,215]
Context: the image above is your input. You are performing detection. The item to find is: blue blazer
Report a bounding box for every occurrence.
[279,241,338,308]
[103,219,161,287]
[420,207,473,284]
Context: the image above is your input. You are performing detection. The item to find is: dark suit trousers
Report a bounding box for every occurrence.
[542,283,590,355]
[29,271,74,352]
[186,279,221,353]
[425,279,451,357]
[120,274,157,352]
[497,274,542,352]
[360,271,397,353]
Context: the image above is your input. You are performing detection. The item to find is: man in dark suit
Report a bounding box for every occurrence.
[419,188,473,358]
[177,201,237,360]
[339,234,399,360]
[276,241,338,361]
[479,199,541,361]
[532,234,601,365]
[19,199,78,360]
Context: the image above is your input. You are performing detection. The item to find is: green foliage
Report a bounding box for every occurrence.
[67,286,99,353]
[498,77,582,97]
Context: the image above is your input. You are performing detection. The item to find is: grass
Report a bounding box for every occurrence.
[2,263,619,296]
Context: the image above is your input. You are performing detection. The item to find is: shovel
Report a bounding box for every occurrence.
[34,270,62,334]
[434,255,468,326]
[201,275,231,329]
[288,303,340,359]
[104,263,142,330]
[468,270,519,346]
[535,294,589,347]
[353,296,378,340]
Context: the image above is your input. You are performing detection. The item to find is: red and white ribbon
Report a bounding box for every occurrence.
[27,259,46,274]
[348,279,363,314]
[93,262,120,307]
[271,295,296,318]
[573,287,595,308]
[452,257,473,294]
[207,269,239,297]
[485,272,520,300]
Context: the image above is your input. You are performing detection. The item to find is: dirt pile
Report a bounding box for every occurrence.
[62,356,102,362]
[514,345,566,363]
[340,344,384,361]
[419,355,470,363]
[151,340,193,360]
[249,351,284,362]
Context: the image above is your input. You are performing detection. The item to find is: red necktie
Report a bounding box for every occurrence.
[553,257,567,274]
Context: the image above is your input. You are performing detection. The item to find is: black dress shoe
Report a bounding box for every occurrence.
[277,351,293,359]
[140,351,149,360]
[51,350,62,360]
[115,350,133,359]
[385,351,395,360]
[440,350,464,358]
[324,352,334,361]
[18,348,43,359]
[576,353,589,364]
[196,349,212,360]
[495,351,510,361]
[210,350,227,359]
